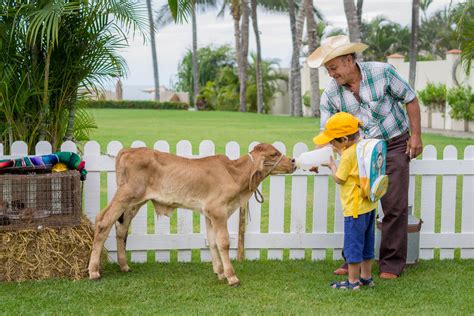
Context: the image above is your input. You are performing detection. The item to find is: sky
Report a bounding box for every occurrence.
[115,0,459,98]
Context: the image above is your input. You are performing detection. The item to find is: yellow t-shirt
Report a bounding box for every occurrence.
[335,143,377,218]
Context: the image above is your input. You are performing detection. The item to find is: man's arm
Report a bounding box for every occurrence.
[406,97,423,159]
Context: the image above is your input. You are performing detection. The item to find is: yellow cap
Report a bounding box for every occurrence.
[313,112,359,145]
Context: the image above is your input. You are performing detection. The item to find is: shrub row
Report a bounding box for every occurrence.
[80,100,188,110]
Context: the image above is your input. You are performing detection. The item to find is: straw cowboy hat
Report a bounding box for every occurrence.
[307,35,368,68]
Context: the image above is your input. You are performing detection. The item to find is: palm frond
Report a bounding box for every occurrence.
[167,0,193,24]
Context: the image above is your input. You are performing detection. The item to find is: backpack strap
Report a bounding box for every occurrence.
[352,186,359,219]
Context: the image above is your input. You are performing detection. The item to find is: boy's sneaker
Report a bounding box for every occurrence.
[359,277,375,287]
[330,280,360,290]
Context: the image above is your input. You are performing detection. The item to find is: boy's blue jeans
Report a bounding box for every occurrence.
[343,210,376,264]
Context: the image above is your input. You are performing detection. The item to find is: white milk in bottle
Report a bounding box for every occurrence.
[295,147,333,170]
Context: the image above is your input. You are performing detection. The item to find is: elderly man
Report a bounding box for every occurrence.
[308,35,423,279]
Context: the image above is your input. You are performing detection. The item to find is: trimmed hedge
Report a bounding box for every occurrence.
[80,100,188,110]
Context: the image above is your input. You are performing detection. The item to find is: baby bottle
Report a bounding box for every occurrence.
[294,147,333,170]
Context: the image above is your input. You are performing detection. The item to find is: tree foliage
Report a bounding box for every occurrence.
[361,16,410,61]
[451,0,474,75]
[177,45,287,113]
[418,83,446,113]
[0,0,147,152]
[176,44,235,104]
[447,86,474,122]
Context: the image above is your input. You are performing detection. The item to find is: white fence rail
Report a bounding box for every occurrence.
[1,140,473,261]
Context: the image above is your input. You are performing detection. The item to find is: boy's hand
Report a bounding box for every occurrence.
[322,156,337,173]
[309,166,319,173]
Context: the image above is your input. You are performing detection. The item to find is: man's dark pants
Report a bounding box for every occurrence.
[379,132,410,275]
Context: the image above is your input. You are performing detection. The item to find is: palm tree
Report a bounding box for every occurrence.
[420,0,433,21]
[361,16,410,61]
[0,0,147,151]
[146,0,160,101]
[409,0,420,88]
[239,0,250,112]
[191,1,199,109]
[288,0,302,116]
[159,1,219,108]
[356,0,364,33]
[452,0,473,75]
[246,54,289,113]
[250,0,264,113]
[343,0,362,43]
[304,0,320,117]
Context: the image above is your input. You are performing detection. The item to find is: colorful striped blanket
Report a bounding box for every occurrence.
[0,152,87,180]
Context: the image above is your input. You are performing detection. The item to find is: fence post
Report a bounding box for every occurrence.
[461,146,474,258]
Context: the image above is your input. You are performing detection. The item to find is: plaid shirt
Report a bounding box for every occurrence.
[320,61,416,140]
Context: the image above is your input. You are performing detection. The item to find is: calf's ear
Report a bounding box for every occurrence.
[253,144,265,152]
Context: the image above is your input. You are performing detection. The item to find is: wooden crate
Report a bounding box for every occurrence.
[0,171,81,230]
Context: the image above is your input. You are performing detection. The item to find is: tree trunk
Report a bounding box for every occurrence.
[231,0,241,80]
[289,0,302,117]
[146,0,160,101]
[428,109,432,128]
[250,0,264,114]
[295,5,305,49]
[239,0,250,112]
[343,0,362,43]
[39,45,53,143]
[64,93,77,142]
[304,0,321,117]
[191,1,199,109]
[356,0,364,35]
[409,0,419,88]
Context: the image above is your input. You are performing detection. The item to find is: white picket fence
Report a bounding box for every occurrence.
[1,140,473,262]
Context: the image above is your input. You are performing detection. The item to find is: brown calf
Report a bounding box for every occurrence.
[88,143,296,285]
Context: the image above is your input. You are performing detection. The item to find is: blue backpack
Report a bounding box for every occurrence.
[356,139,389,203]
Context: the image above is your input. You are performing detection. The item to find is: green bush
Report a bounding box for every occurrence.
[447,86,474,121]
[418,83,447,113]
[80,100,188,110]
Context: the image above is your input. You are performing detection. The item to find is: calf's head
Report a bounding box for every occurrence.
[248,143,296,191]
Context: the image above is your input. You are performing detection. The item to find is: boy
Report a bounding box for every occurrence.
[313,112,376,290]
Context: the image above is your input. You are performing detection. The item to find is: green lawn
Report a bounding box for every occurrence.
[1,260,472,314]
[86,109,473,157]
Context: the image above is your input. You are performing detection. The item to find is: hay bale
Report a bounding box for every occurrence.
[0,215,105,282]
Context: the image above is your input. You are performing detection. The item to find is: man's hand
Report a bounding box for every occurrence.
[406,133,423,159]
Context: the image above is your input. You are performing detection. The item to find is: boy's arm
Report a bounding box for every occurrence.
[325,156,345,185]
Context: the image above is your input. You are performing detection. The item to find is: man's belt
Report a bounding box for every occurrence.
[387,131,409,144]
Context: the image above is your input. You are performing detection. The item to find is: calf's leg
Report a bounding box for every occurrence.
[116,204,142,272]
[205,217,224,280]
[88,198,129,279]
[213,217,239,286]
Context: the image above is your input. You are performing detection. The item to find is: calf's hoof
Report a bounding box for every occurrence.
[120,265,132,273]
[89,271,101,280]
[217,273,226,281]
[227,276,240,287]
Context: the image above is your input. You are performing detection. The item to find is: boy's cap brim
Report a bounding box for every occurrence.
[313,133,333,146]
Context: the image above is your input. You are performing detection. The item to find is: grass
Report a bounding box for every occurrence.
[1,259,473,314]
[86,109,473,158]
